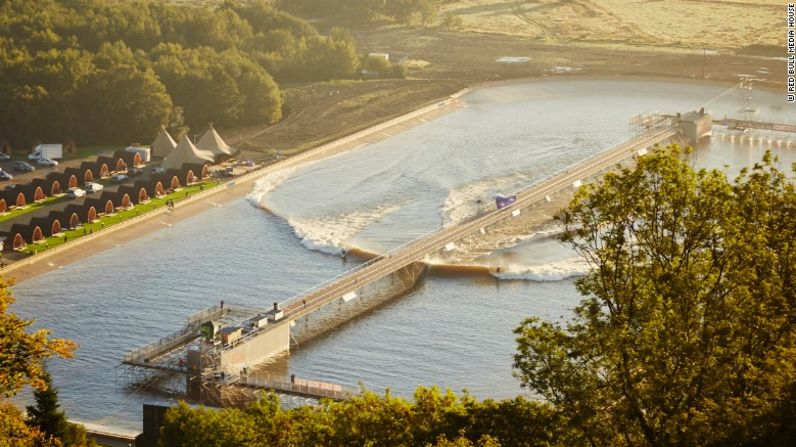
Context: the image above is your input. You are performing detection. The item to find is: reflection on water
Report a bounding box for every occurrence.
[10,78,796,429]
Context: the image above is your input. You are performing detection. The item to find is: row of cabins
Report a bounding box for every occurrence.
[2,163,210,251]
[0,150,148,214]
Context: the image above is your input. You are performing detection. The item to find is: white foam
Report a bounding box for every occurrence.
[286,204,402,256]
[246,167,298,209]
[440,172,531,225]
[490,257,589,282]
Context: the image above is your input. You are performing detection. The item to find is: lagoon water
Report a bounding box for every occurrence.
[10,78,796,429]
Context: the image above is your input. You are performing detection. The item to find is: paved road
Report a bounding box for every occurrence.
[282,125,679,321]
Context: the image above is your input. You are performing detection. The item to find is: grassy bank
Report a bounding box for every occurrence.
[20,180,220,255]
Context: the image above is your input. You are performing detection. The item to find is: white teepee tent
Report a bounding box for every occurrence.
[196,123,237,157]
[151,126,177,158]
[161,135,215,170]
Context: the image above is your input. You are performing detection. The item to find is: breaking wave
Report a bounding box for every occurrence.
[489,257,589,282]
[440,172,532,224]
[246,167,297,209]
[286,204,403,256]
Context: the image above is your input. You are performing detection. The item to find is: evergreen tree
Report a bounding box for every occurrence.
[26,370,68,446]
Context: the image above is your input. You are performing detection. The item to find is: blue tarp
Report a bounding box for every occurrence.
[495,194,517,209]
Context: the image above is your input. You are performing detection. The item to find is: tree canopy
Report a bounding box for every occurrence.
[0,0,361,146]
[159,387,568,447]
[514,147,796,446]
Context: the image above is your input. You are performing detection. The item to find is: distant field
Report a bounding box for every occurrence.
[440,0,780,50]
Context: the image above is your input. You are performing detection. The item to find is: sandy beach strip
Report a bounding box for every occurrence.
[3,89,468,284]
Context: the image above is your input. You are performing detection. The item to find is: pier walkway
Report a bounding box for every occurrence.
[280,124,679,321]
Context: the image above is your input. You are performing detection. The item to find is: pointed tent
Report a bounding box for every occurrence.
[151,126,177,159]
[196,124,237,157]
[161,135,215,170]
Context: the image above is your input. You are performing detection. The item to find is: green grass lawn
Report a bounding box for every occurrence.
[0,194,68,224]
[21,180,221,255]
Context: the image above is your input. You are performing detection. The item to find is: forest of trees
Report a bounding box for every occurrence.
[0,0,360,147]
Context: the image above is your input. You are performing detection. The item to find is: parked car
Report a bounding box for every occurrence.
[0,153,11,161]
[128,167,143,176]
[84,182,104,193]
[68,187,86,198]
[112,174,128,183]
[0,170,13,181]
[150,167,166,175]
[12,161,35,172]
[35,158,58,167]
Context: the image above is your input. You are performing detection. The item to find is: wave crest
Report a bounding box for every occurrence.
[490,257,589,282]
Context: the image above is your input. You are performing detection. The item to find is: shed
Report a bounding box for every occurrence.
[220,327,242,345]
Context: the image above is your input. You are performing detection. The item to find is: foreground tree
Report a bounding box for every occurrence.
[514,147,796,446]
[26,371,67,445]
[0,278,76,398]
[0,277,76,446]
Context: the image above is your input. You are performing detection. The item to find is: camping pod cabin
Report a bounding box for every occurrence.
[61,168,83,188]
[83,198,108,222]
[2,188,27,208]
[100,191,133,210]
[158,169,183,191]
[85,197,115,216]
[31,177,62,197]
[47,211,71,232]
[181,163,210,184]
[114,149,144,168]
[0,196,7,214]
[79,162,98,183]
[118,185,150,205]
[30,216,63,238]
[62,205,86,228]
[95,156,117,178]
[46,172,69,194]
[11,184,46,203]
[5,223,35,250]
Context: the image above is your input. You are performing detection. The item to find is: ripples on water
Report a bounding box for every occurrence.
[10,79,796,429]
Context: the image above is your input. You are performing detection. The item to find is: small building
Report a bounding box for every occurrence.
[31,177,62,197]
[79,162,98,183]
[5,222,46,250]
[62,168,86,187]
[220,327,242,345]
[156,170,183,191]
[0,196,7,214]
[30,216,62,238]
[248,314,269,330]
[85,197,114,216]
[63,204,89,227]
[46,172,71,193]
[118,185,150,205]
[2,188,28,208]
[96,155,126,176]
[124,145,151,164]
[181,163,210,184]
[100,191,132,210]
[265,303,284,322]
[10,183,46,203]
